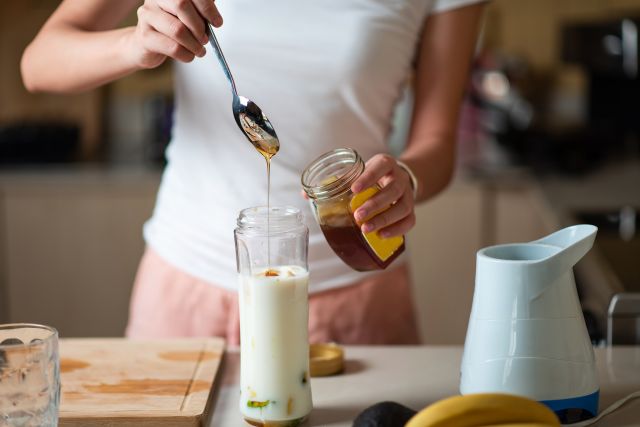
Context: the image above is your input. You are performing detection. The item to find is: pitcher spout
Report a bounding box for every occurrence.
[474,224,598,313]
[533,224,598,271]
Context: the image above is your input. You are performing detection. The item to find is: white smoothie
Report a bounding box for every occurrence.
[239,265,312,425]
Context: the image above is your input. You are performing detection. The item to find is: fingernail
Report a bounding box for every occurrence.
[355,209,366,221]
[380,231,390,238]
[214,16,223,27]
[352,184,362,193]
[362,223,374,233]
[199,47,206,57]
[201,35,208,44]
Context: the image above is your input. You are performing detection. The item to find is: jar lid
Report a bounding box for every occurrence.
[310,343,344,377]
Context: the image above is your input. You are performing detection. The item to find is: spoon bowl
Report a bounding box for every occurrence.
[207,23,280,157]
[233,96,279,158]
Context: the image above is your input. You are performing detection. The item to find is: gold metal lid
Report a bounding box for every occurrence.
[310,343,344,377]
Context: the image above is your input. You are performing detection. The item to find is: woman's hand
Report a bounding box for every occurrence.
[350,154,416,238]
[128,0,223,69]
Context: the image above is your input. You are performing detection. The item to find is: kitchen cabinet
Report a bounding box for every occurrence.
[0,170,159,336]
[407,180,483,345]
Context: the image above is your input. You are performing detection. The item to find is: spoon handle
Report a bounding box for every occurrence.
[206,22,238,97]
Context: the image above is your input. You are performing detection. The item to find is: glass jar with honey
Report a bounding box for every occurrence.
[301,148,404,271]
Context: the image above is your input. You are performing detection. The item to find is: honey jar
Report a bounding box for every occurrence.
[301,148,404,271]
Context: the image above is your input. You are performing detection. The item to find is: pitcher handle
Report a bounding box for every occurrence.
[533,224,598,268]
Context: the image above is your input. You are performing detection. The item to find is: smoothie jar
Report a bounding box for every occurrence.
[301,148,405,271]
[234,206,312,426]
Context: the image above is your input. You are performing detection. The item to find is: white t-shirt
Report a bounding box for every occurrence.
[144,0,485,292]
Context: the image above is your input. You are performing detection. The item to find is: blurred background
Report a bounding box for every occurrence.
[0,0,639,345]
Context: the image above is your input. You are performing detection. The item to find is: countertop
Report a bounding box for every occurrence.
[210,346,640,427]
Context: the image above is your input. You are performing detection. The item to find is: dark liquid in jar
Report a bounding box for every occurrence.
[320,218,404,271]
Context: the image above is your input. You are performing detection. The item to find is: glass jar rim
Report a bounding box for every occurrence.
[0,323,58,349]
[236,206,306,235]
[301,148,364,200]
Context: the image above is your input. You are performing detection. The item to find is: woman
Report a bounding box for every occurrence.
[22,0,485,345]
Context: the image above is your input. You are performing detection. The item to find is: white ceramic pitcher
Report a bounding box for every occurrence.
[460,224,599,421]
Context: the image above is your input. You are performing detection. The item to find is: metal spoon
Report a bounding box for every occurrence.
[206,22,279,158]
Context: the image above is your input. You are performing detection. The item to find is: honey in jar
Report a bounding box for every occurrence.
[301,148,404,271]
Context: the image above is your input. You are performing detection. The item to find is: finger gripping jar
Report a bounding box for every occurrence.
[301,148,404,271]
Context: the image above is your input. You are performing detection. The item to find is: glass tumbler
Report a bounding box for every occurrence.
[234,206,312,426]
[0,324,60,427]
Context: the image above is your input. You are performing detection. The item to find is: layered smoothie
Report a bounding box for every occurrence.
[239,265,312,426]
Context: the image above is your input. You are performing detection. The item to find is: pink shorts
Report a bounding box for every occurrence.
[125,248,420,345]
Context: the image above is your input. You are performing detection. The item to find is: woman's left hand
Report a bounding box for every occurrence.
[350,154,416,238]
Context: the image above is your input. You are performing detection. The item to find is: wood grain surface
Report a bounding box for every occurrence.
[58,338,225,427]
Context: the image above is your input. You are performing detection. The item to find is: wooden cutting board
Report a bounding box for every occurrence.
[58,338,225,427]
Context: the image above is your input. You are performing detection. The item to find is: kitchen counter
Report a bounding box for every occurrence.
[210,346,640,426]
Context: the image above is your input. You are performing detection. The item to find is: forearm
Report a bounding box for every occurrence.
[400,3,485,203]
[22,25,139,94]
[400,132,456,203]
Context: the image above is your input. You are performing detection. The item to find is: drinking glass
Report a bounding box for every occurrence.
[0,324,60,427]
[235,206,312,426]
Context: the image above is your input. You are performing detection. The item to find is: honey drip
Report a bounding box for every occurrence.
[256,144,278,267]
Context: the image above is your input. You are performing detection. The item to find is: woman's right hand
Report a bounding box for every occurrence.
[127,0,223,69]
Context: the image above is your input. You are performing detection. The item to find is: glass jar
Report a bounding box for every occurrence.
[234,206,312,426]
[0,324,60,426]
[301,148,404,271]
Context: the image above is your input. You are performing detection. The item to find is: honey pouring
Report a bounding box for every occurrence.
[206,21,280,264]
[209,21,313,427]
[207,22,400,272]
[210,22,399,427]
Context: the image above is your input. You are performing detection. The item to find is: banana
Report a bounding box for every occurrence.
[405,393,560,427]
